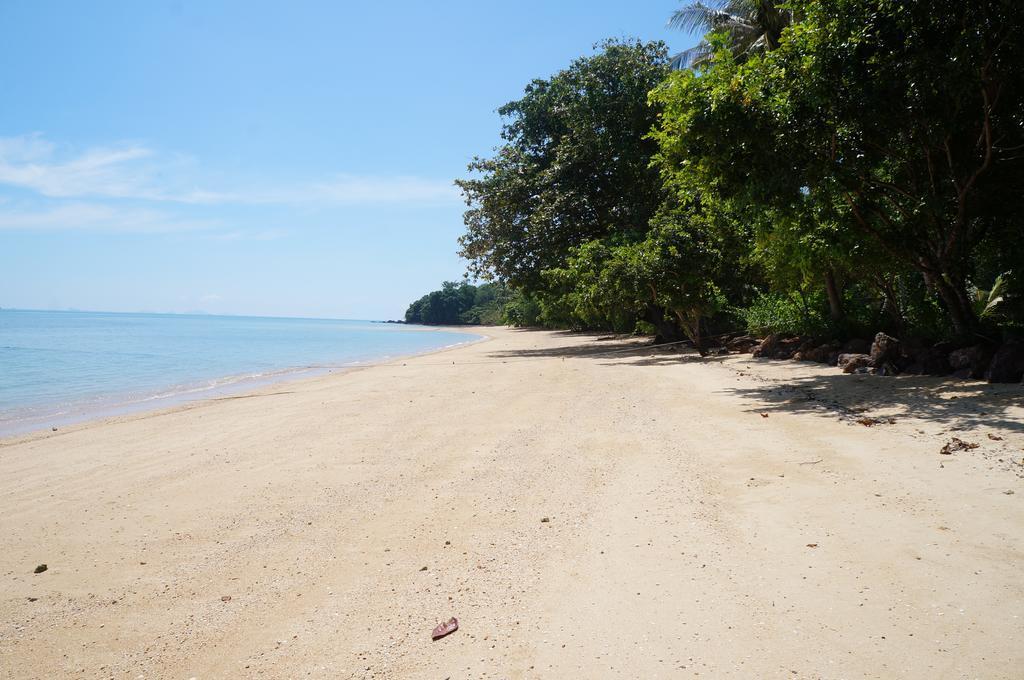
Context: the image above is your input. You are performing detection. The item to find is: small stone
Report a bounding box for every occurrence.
[1003,490,1015,495]
[419,566,428,571]
[33,564,47,574]
[540,517,550,523]
[221,595,232,602]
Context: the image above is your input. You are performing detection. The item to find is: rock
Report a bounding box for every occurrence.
[842,338,870,354]
[838,353,872,374]
[796,342,840,364]
[33,564,47,574]
[985,341,1024,383]
[875,361,900,376]
[540,517,550,523]
[726,335,759,353]
[949,345,994,379]
[904,344,953,376]
[869,332,901,367]
[772,337,805,360]
[791,338,817,361]
[752,333,781,358]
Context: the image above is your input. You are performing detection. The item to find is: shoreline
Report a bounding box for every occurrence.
[1,327,1020,678]
[0,329,490,444]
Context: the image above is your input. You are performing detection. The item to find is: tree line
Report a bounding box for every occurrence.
[411,0,1023,359]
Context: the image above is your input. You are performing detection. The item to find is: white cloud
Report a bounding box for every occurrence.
[0,133,458,206]
[301,175,459,204]
[0,135,159,200]
[0,202,219,233]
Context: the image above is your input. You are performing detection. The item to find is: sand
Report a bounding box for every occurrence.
[1,327,1021,679]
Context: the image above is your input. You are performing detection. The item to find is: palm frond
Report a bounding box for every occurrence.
[668,2,745,34]
[669,43,716,70]
[976,272,1009,319]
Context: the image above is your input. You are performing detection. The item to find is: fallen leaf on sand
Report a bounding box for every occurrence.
[806,543,818,548]
[759,413,769,418]
[432,617,458,640]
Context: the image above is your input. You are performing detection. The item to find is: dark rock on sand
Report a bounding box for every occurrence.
[795,342,840,364]
[949,344,994,379]
[985,341,1024,383]
[904,344,953,376]
[869,332,901,367]
[838,353,872,374]
[875,361,900,376]
[726,335,759,353]
[771,337,805,360]
[752,334,781,358]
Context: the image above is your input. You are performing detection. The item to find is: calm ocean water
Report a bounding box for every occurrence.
[0,309,481,436]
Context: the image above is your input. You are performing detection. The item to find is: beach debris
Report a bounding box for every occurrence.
[1003,490,1015,495]
[940,438,979,455]
[51,427,57,432]
[221,595,232,602]
[33,564,47,574]
[27,597,38,602]
[419,566,428,571]
[759,412,769,418]
[806,543,818,548]
[540,516,550,523]
[431,617,458,640]
[988,434,1004,441]
[855,417,895,427]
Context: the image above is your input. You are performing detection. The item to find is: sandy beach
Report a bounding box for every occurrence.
[1,327,1021,679]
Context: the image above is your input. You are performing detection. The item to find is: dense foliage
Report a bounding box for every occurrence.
[411,1,1023,351]
[404,281,512,325]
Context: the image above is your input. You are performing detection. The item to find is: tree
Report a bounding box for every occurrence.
[668,0,793,68]
[456,40,670,290]
[653,0,1024,338]
[543,201,726,352]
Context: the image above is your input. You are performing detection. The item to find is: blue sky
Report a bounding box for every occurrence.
[0,1,697,319]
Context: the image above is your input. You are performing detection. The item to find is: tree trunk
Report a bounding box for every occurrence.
[924,270,976,339]
[644,304,684,344]
[824,269,844,322]
[674,309,705,356]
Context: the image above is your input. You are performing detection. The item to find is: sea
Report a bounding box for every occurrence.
[0,309,481,437]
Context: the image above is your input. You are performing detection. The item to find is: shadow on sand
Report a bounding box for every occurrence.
[720,360,1024,433]
[488,328,1022,432]
[486,329,720,366]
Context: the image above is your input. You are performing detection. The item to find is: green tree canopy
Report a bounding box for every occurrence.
[652,0,1024,337]
[456,39,671,290]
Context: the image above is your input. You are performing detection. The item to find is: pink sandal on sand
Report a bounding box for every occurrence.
[431,617,458,640]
